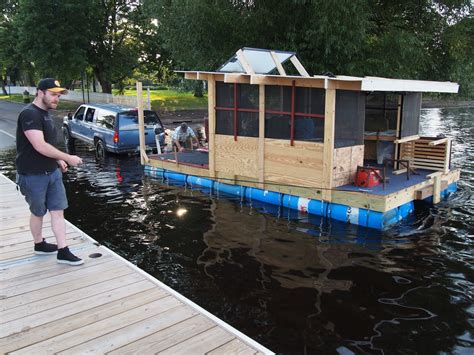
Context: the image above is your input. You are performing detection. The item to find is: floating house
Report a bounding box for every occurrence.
[138,48,460,230]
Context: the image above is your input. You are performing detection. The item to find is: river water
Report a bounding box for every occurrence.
[1,107,472,354]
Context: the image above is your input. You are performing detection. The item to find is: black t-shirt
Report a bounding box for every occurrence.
[16,103,58,174]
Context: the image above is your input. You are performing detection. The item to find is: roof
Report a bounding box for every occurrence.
[177,47,459,94]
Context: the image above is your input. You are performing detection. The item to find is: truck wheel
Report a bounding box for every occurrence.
[95,139,107,160]
[62,127,75,152]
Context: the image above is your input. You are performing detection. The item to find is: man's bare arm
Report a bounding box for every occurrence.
[24,130,82,166]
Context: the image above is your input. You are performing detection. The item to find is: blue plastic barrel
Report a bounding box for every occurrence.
[164,171,187,183]
[245,188,282,206]
[187,176,214,189]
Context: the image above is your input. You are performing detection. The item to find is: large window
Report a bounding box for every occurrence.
[215,82,259,138]
[265,85,325,144]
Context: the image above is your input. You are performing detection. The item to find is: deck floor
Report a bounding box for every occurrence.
[0,174,271,354]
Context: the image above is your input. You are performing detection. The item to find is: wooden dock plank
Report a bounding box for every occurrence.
[0,272,144,324]
[160,326,235,354]
[0,288,165,353]
[57,304,198,354]
[16,296,182,354]
[208,338,260,355]
[0,173,272,355]
[108,314,216,354]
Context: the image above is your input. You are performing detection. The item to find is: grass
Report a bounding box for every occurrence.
[116,88,208,111]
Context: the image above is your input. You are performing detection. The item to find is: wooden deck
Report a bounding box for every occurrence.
[0,173,273,354]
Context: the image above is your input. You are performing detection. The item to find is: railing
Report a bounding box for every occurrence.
[399,137,452,173]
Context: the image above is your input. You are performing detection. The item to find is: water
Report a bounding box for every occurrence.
[1,107,473,354]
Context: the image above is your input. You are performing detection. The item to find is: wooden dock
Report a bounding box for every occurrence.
[0,173,273,354]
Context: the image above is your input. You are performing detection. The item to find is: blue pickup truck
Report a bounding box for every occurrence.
[63,103,165,159]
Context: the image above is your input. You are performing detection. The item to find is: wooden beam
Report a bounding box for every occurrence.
[184,72,198,80]
[444,138,452,173]
[224,74,251,84]
[208,76,216,178]
[270,51,286,76]
[258,85,265,187]
[322,88,336,201]
[394,135,420,144]
[290,56,310,77]
[136,82,149,164]
[428,137,450,146]
[250,75,325,88]
[236,49,255,75]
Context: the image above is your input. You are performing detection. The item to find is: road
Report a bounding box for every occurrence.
[0,100,24,149]
[0,100,68,150]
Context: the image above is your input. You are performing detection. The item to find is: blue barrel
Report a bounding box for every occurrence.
[187,176,214,189]
[144,166,164,179]
[245,188,282,206]
[398,201,414,219]
[307,199,327,217]
[214,182,246,197]
[164,171,187,183]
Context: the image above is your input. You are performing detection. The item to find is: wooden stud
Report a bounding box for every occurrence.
[290,56,310,77]
[236,49,255,75]
[258,84,265,186]
[393,135,420,144]
[224,74,250,84]
[136,82,149,164]
[432,174,442,204]
[270,51,286,76]
[207,76,216,178]
[322,88,336,201]
[250,75,325,89]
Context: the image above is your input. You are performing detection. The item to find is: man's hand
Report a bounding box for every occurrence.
[66,155,83,167]
[57,160,68,173]
[179,146,185,152]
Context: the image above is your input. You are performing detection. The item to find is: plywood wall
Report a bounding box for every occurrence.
[333,145,364,187]
[214,135,259,177]
[264,139,324,187]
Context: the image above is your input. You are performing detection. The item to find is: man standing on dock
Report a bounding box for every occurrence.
[15,78,84,266]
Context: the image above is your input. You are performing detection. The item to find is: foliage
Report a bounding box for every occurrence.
[2,0,473,98]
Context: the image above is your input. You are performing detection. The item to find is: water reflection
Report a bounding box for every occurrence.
[0,107,472,353]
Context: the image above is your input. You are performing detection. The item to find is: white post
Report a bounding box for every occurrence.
[147,87,151,110]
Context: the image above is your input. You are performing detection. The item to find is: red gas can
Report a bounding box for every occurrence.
[355,167,382,187]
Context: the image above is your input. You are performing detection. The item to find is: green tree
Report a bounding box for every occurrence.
[15,0,92,85]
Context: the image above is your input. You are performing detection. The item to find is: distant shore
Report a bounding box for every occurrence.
[422,99,474,109]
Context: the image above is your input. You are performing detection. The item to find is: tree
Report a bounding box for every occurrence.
[15,0,92,85]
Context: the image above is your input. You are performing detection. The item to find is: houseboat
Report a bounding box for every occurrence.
[137,48,460,230]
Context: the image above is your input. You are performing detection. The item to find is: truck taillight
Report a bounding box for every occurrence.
[113,131,119,143]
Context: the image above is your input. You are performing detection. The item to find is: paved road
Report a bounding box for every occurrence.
[0,101,25,149]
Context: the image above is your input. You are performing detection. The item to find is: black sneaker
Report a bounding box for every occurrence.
[34,238,58,254]
[57,247,84,266]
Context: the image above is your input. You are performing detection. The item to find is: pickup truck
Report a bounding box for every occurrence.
[63,103,165,159]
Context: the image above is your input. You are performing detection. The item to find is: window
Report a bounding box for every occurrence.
[85,108,95,123]
[365,93,398,132]
[96,110,116,130]
[118,110,161,130]
[265,85,325,144]
[215,82,259,138]
[74,106,85,121]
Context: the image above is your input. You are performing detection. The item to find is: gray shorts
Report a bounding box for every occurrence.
[17,168,68,217]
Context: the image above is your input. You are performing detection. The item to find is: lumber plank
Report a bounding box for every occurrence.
[108,314,215,354]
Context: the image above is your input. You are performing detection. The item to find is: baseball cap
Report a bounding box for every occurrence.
[37,78,68,94]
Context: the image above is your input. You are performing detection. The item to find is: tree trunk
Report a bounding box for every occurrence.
[93,67,112,93]
[1,76,7,95]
